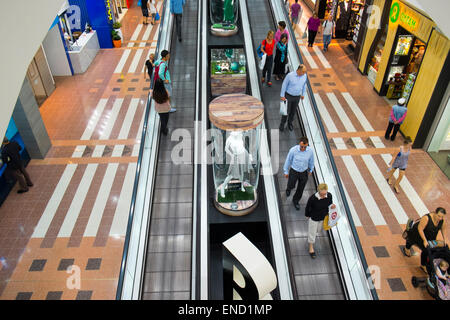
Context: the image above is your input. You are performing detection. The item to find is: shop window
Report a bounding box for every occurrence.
[367,23,388,85]
[384,26,426,100]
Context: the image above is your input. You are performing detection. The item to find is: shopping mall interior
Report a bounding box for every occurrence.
[0,0,449,302]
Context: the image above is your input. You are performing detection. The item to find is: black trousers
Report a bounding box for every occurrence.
[287,168,308,204]
[405,238,429,267]
[280,93,300,128]
[159,112,169,134]
[174,13,182,40]
[262,55,274,82]
[385,121,401,140]
[308,30,317,46]
[6,164,33,190]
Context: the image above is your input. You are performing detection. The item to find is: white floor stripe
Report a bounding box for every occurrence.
[314,93,338,133]
[58,163,98,237]
[118,98,140,139]
[342,183,362,227]
[114,49,131,74]
[334,137,386,225]
[84,163,119,237]
[140,25,153,44]
[128,49,144,73]
[112,145,125,157]
[312,46,331,69]
[341,92,374,131]
[299,45,318,69]
[80,99,108,140]
[326,92,356,132]
[31,164,78,238]
[128,24,143,48]
[92,145,105,158]
[340,154,387,226]
[110,162,137,236]
[99,98,124,140]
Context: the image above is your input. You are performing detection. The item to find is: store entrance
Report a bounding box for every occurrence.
[382,26,426,100]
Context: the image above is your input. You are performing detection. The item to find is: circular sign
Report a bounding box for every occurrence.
[331,212,337,220]
[390,2,400,23]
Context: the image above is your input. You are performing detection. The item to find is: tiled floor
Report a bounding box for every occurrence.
[292,0,449,300]
[0,1,164,300]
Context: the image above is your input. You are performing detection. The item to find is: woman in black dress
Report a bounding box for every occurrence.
[273,33,288,81]
[402,207,447,271]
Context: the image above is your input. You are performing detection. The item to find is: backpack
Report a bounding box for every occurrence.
[153,60,168,85]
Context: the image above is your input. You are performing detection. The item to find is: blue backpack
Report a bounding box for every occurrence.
[257,40,266,59]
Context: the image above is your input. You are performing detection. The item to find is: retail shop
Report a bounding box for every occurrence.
[315,0,367,39]
[357,0,450,146]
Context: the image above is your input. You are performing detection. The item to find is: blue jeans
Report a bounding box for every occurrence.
[164,83,172,96]
[323,34,332,51]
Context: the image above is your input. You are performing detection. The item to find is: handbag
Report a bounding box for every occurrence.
[302,28,308,39]
[280,100,287,116]
[138,0,142,6]
[155,12,160,21]
[323,216,332,231]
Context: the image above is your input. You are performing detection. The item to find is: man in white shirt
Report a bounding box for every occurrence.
[321,15,335,52]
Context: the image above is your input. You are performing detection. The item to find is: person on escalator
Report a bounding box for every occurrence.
[155,50,176,112]
[152,79,172,136]
[305,183,335,259]
[170,0,186,42]
[274,21,289,45]
[273,33,288,81]
[260,30,275,87]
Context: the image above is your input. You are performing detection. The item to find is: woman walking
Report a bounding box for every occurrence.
[260,30,275,87]
[307,13,321,47]
[305,183,336,258]
[402,207,447,273]
[273,34,288,81]
[386,137,411,194]
[152,78,171,135]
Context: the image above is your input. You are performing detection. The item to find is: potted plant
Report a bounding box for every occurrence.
[113,21,123,40]
[112,30,122,48]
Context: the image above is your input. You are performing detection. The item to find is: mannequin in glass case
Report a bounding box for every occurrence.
[335,0,350,37]
[219,131,253,198]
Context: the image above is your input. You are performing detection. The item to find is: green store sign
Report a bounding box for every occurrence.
[390,2,419,31]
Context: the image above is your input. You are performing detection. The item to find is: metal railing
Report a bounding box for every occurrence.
[273,0,378,300]
[115,1,173,300]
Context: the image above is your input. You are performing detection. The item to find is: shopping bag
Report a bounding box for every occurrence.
[302,29,307,39]
[257,44,263,59]
[323,216,332,231]
[155,12,160,21]
[259,53,266,70]
[138,0,141,6]
[285,63,289,74]
[280,100,287,116]
[327,205,340,228]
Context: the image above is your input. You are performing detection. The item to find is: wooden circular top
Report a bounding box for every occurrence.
[209,94,264,131]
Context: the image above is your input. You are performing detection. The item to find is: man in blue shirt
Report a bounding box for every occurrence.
[385,97,407,141]
[279,64,308,132]
[283,136,315,210]
[170,0,186,42]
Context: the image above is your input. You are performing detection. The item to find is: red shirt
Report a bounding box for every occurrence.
[262,39,275,56]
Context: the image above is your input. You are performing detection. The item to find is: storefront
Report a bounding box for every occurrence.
[316,0,367,39]
[357,0,450,145]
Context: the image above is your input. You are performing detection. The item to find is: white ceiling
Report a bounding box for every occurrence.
[404,0,450,38]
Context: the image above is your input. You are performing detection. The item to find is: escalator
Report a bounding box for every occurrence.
[140,0,199,300]
[245,0,346,300]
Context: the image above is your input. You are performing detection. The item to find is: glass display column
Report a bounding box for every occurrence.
[209,94,264,216]
[210,0,239,36]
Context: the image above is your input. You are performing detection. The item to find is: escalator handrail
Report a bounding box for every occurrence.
[275,0,379,300]
[115,0,169,300]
